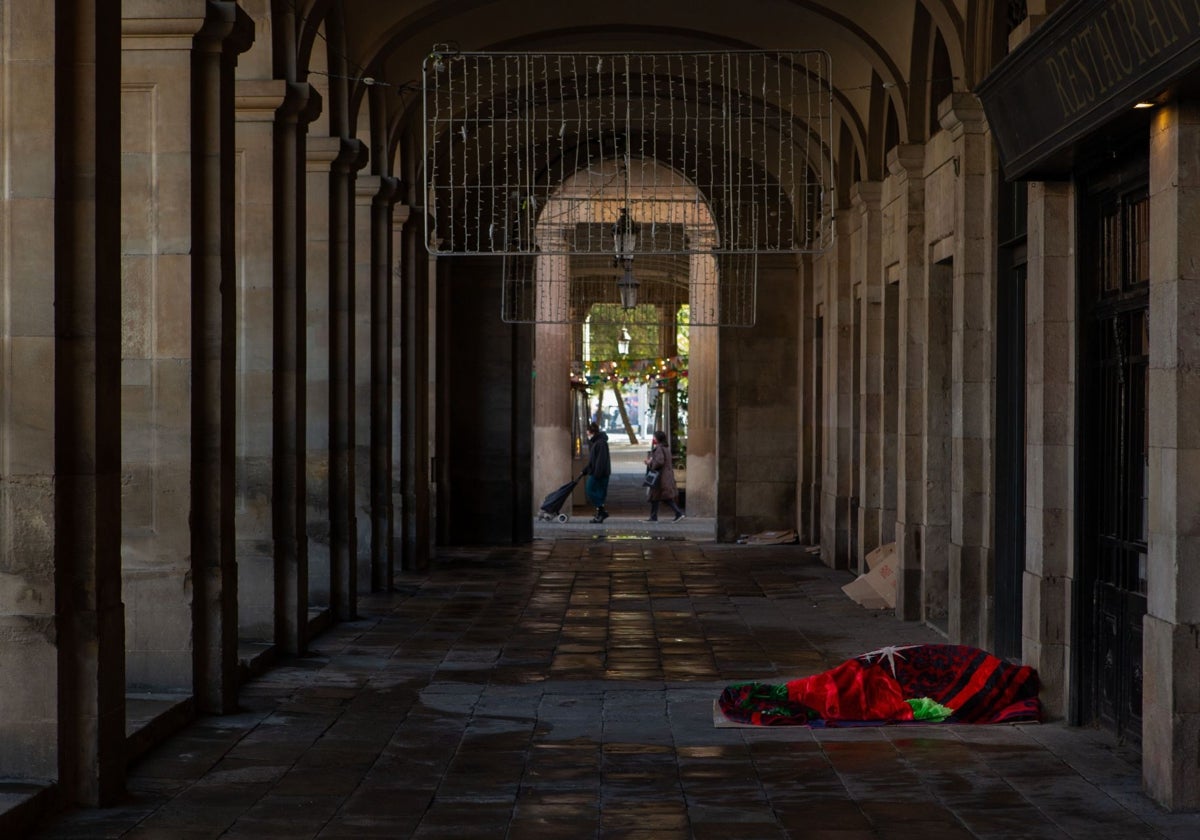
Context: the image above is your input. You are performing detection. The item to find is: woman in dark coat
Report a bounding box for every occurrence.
[583,422,611,523]
[644,430,686,522]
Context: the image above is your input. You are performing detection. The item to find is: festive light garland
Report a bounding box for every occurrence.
[570,355,688,387]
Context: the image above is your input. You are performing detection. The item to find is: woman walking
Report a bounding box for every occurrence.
[644,430,686,522]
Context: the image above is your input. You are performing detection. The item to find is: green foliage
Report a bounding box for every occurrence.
[587,303,659,359]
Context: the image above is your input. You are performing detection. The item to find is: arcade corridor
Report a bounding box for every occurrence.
[26,539,1200,839]
[8,0,1200,826]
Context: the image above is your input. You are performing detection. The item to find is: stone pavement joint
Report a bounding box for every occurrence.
[31,541,1200,839]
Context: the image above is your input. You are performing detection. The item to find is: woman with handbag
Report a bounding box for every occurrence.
[643,430,686,522]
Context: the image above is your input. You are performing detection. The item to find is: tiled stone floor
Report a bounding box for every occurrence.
[31,540,1200,839]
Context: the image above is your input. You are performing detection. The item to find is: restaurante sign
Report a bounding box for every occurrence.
[977,0,1200,178]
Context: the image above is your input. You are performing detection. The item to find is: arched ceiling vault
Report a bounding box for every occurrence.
[293,1,974,194]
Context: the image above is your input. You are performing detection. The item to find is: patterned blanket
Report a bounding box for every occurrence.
[717,644,1041,726]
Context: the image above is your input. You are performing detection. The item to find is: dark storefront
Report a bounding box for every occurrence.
[977,0,1200,743]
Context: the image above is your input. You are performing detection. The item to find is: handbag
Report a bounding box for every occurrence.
[642,469,660,488]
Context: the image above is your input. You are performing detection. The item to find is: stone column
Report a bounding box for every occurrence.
[686,231,717,517]
[352,174,373,599]
[355,174,399,595]
[426,242,440,553]
[119,3,207,699]
[396,204,415,571]
[940,93,992,646]
[326,139,365,621]
[0,0,57,787]
[1023,180,1073,721]
[716,252,800,539]
[234,78,286,644]
[532,233,573,507]
[304,136,337,612]
[1144,100,1200,810]
[0,0,124,804]
[819,215,855,568]
[273,81,322,654]
[796,253,819,543]
[401,216,432,571]
[190,2,254,714]
[887,145,926,620]
[921,251,953,632]
[852,182,888,563]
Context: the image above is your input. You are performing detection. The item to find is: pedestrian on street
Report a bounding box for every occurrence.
[644,430,686,522]
[583,421,611,523]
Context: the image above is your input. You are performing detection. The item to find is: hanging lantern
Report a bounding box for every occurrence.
[613,206,639,310]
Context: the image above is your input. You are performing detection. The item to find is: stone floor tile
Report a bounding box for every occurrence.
[29,541,1200,839]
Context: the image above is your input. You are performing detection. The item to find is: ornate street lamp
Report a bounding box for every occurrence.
[617,327,631,356]
[613,206,639,309]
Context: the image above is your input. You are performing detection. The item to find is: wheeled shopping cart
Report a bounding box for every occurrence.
[537,473,584,523]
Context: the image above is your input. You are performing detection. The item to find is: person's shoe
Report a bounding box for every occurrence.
[673,512,686,522]
[598,509,610,521]
[644,517,657,522]
[589,515,605,523]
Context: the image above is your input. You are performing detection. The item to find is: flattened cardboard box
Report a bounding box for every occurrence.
[842,542,897,609]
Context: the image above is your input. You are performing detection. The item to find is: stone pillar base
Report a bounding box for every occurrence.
[1021,569,1069,720]
[533,426,573,509]
[857,506,883,572]
[1142,614,1200,810]
[820,491,851,569]
[686,453,716,517]
[949,542,985,646]
[895,519,922,621]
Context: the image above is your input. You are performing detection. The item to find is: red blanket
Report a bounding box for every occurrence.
[718,644,1041,726]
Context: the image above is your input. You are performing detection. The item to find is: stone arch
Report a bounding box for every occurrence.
[529,160,723,517]
[906,3,954,143]
[919,0,969,84]
[966,0,1026,80]
[908,4,959,142]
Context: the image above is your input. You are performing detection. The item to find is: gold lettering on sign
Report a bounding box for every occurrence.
[1091,18,1129,89]
[1144,4,1179,51]
[1041,0,1200,121]
[1162,0,1200,36]
[1097,9,1135,75]
[1045,57,1076,117]
[1077,27,1112,94]
[1072,37,1098,101]
[1117,0,1155,63]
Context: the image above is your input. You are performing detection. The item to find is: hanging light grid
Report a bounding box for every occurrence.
[422,49,833,326]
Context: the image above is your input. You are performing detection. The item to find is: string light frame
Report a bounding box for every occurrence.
[422,48,834,326]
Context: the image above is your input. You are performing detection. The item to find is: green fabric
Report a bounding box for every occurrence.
[727,682,815,721]
[906,697,954,722]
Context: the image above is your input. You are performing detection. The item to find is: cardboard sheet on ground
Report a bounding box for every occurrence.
[736,528,799,545]
[841,541,897,608]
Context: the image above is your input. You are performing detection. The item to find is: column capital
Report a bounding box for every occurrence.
[194,1,254,56]
[393,204,413,230]
[307,136,342,169]
[238,80,322,125]
[236,79,288,122]
[277,82,323,127]
[685,227,717,251]
[937,92,988,140]
[121,1,207,50]
[337,138,370,175]
[357,175,383,200]
[534,228,571,252]
[850,180,883,212]
[355,174,399,204]
[887,144,925,180]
